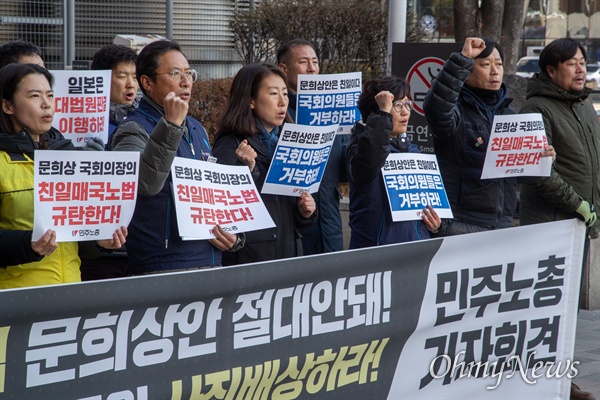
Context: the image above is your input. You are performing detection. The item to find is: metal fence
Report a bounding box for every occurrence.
[2,1,599,76]
[0,0,250,77]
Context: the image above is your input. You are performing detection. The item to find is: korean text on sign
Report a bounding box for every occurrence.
[261,123,338,197]
[481,113,552,179]
[50,69,111,148]
[170,157,274,240]
[296,72,362,134]
[381,153,453,222]
[32,150,139,242]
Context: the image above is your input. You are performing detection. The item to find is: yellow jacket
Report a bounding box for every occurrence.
[0,150,80,289]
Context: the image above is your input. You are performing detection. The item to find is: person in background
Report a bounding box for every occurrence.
[110,40,242,275]
[79,44,139,281]
[0,39,45,68]
[91,44,139,141]
[423,37,554,236]
[0,39,104,151]
[346,75,441,249]
[212,62,317,264]
[0,63,127,288]
[277,39,346,254]
[519,41,599,400]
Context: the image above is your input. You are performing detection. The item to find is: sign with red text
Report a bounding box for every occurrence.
[32,150,139,241]
[381,153,453,221]
[262,123,338,196]
[171,157,274,240]
[296,72,361,134]
[50,70,111,148]
[481,113,552,179]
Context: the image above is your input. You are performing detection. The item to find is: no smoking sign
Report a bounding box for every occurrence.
[406,57,444,116]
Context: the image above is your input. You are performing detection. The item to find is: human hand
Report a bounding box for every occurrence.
[236,139,257,171]
[298,192,316,219]
[374,91,394,114]
[32,229,58,256]
[461,37,486,59]
[97,225,128,250]
[542,145,556,163]
[208,225,237,251]
[83,136,105,151]
[422,205,442,233]
[576,200,597,227]
[164,91,189,126]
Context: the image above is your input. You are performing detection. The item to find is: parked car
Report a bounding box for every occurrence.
[516,56,540,78]
[586,63,600,89]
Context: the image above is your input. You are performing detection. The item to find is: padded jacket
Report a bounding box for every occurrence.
[423,51,517,230]
[519,72,600,238]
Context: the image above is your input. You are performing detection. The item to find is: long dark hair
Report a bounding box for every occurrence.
[219,63,292,137]
[0,63,54,136]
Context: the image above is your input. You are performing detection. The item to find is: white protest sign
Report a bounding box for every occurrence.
[261,123,338,197]
[171,157,275,240]
[481,113,552,179]
[381,153,453,222]
[50,70,111,147]
[33,150,139,242]
[296,72,361,134]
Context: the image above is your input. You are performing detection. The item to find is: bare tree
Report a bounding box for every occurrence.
[454,0,526,72]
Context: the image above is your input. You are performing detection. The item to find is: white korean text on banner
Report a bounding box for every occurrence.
[381,153,453,221]
[171,157,274,240]
[32,150,139,242]
[296,72,362,134]
[50,70,111,148]
[261,123,338,196]
[481,113,552,179]
[0,219,584,399]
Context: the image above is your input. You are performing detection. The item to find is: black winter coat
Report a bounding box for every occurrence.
[423,51,517,229]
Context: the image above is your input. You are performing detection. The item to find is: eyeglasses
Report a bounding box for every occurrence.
[393,99,414,112]
[152,69,198,83]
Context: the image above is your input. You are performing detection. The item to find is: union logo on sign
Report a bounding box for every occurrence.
[406,57,444,116]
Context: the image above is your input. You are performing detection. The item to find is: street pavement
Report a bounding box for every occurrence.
[574,309,600,398]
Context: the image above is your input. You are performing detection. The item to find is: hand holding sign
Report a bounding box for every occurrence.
[298,192,316,219]
[32,229,58,257]
[96,225,128,250]
[208,225,238,251]
[236,139,257,171]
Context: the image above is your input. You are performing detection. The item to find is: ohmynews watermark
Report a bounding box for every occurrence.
[430,351,580,390]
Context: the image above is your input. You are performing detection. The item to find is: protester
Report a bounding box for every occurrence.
[346,75,440,249]
[0,40,44,68]
[0,63,126,288]
[110,40,241,275]
[212,62,317,264]
[277,39,346,254]
[423,37,554,236]
[91,44,139,140]
[79,44,139,281]
[519,38,600,240]
[519,42,600,400]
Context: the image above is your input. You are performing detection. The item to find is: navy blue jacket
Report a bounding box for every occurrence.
[112,98,219,273]
[346,112,430,249]
[290,91,347,253]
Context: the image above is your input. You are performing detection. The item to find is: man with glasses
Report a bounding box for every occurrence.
[110,40,242,275]
[423,38,524,235]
